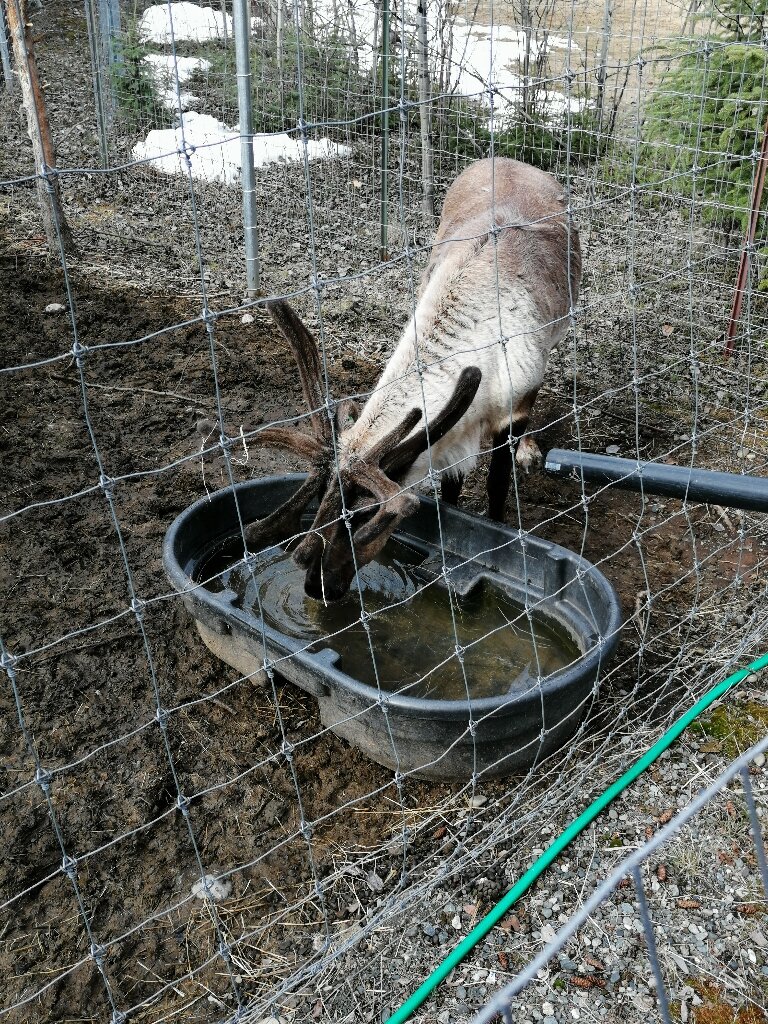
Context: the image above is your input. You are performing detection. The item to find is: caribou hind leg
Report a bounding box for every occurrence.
[487,388,541,521]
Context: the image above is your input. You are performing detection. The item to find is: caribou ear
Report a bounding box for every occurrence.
[335,398,361,432]
[381,366,482,479]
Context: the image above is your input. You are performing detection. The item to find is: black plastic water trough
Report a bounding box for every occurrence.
[163,475,623,779]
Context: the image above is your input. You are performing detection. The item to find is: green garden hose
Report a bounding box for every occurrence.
[386,650,768,1024]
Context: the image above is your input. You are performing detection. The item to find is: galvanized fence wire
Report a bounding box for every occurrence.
[470,733,768,1024]
[2,0,768,1021]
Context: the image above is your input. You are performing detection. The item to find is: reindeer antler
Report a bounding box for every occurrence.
[243,471,324,552]
[266,300,330,442]
[381,366,482,479]
[242,301,332,553]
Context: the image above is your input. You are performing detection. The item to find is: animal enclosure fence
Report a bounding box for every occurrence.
[1,0,768,1022]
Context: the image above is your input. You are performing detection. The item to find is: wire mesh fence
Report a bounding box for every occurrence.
[1,0,768,1021]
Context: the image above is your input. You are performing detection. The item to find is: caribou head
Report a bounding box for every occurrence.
[243,300,482,601]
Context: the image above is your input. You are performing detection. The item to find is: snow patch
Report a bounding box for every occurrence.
[439,19,580,110]
[132,111,352,184]
[142,54,211,110]
[135,1,584,134]
[305,0,581,116]
[139,2,231,44]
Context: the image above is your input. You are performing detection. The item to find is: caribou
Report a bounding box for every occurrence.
[245,157,581,601]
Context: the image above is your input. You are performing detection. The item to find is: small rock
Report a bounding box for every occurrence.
[452,914,462,930]
[469,794,487,808]
[605,445,620,455]
[366,870,384,892]
[753,753,766,768]
[45,302,65,314]
[542,1002,555,1017]
[240,312,255,324]
[191,874,232,901]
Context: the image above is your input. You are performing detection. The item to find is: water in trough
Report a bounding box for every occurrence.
[198,538,580,702]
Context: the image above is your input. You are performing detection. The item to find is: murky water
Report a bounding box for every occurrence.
[198,539,581,701]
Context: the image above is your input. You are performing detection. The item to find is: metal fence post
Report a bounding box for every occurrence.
[107,0,121,65]
[97,0,116,119]
[379,0,390,260]
[233,0,261,297]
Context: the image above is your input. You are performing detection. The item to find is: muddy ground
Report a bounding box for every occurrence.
[2,243,766,1024]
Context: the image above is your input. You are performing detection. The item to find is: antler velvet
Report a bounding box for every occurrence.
[242,301,332,552]
[381,366,482,479]
[245,301,481,576]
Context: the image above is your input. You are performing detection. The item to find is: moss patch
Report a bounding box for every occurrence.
[691,701,768,758]
[691,979,768,1024]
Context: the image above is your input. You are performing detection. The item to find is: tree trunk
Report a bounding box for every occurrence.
[275,0,284,115]
[416,0,433,219]
[6,0,75,255]
[595,0,612,137]
[0,1,14,91]
[520,0,532,119]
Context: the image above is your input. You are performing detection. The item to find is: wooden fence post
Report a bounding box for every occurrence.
[6,0,76,255]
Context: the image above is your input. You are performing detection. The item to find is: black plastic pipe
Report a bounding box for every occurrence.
[545,448,768,513]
